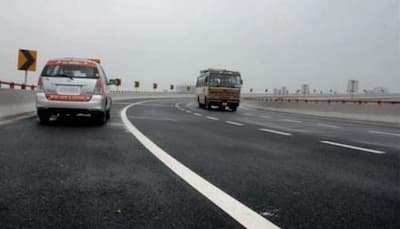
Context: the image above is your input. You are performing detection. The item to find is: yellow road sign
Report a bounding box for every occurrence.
[18,49,37,72]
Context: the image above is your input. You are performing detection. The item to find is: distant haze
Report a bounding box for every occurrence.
[0,0,399,92]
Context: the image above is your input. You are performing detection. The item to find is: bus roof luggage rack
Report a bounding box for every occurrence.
[200,68,240,75]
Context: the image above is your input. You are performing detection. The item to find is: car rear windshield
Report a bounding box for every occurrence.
[41,64,99,79]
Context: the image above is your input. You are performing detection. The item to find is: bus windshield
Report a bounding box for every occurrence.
[209,75,242,88]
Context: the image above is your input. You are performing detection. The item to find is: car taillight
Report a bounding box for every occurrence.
[37,77,44,92]
[94,79,104,95]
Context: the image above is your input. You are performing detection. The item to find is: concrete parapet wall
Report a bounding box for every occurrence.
[243,97,400,124]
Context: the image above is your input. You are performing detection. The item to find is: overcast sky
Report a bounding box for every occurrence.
[0,0,399,92]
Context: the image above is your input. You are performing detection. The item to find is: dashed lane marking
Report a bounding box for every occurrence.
[320,141,386,154]
[193,113,202,116]
[259,128,293,136]
[225,121,244,126]
[206,116,219,121]
[317,123,341,129]
[368,130,400,137]
[280,119,303,123]
[121,101,280,229]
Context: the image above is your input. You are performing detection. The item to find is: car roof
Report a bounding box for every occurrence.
[46,58,99,67]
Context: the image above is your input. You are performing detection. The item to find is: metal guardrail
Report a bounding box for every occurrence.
[0,80,36,90]
[243,97,400,105]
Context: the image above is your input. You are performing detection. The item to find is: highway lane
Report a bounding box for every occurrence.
[0,97,399,228]
[0,98,242,229]
[127,98,399,228]
[184,101,400,150]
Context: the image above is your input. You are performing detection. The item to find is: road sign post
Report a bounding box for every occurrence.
[17,49,38,84]
[134,81,140,91]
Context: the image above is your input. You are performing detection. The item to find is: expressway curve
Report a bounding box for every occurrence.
[0,97,399,228]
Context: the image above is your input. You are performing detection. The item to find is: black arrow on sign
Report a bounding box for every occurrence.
[20,50,35,70]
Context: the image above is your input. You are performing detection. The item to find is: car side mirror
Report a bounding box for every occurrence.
[107,79,116,85]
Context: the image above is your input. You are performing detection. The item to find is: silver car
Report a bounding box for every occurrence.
[36,58,113,124]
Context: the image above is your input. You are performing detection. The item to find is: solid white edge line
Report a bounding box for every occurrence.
[121,101,279,229]
[259,128,292,136]
[206,116,219,121]
[225,121,244,126]
[368,130,400,137]
[320,141,386,154]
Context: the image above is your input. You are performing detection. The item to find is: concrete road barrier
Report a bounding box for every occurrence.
[0,89,36,120]
[0,89,193,121]
[243,97,400,124]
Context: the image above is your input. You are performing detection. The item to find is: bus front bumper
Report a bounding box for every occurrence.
[207,99,240,107]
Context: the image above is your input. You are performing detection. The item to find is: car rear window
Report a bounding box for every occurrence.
[41,64,99,79]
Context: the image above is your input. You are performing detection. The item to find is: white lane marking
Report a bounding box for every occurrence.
[114,102,136,105]
[320,141,386,154]
[280,119,303,123]
[121,101,279,229]
[259,128,293,136]
[225,121,244,126]
[206,116,219,121]
[108,122,126,128]
[243,112,253,116]
[193,113,202,116]
[317,123,341,129]
[368,130,400,137]
[185,110,192,113]
[127,116,177,122]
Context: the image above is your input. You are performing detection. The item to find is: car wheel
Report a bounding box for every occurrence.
[106,109,111,120]
[38,110,50,124]
[93,111,106,125]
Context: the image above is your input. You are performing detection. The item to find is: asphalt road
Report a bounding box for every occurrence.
[0,97,399,228]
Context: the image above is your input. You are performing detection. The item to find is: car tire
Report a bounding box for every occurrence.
[231,106,237,112]
[38,110,50,124]
[93,111,106,125]
[106,109,111,120]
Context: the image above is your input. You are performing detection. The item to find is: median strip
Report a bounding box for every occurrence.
[320,141,386,154]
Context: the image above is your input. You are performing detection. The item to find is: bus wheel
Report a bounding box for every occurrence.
[231,106,237,112]
[205,100,211,110]
[197,97,203,108]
